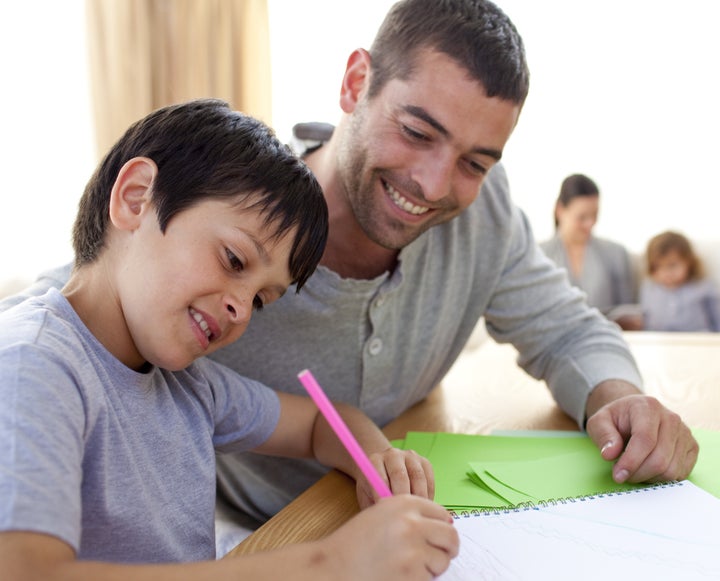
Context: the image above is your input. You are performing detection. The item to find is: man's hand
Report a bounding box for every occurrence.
[585,380,699,483]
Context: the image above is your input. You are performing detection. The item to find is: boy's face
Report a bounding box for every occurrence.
[116,197,294,371]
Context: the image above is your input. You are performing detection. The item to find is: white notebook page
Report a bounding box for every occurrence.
[439,481,720,580]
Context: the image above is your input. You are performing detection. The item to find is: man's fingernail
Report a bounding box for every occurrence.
[615,468,629,482]
[601,441,613,454]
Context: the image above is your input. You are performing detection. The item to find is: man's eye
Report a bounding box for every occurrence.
[466,159,489,176]
[401,125,428,141]
[225,249,244,271]
[253,295,264,311]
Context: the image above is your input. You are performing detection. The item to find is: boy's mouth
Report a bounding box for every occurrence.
[189,307,216,342]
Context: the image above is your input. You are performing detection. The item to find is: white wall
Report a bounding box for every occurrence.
[0,1,94,285]
[498,0,720,256]
[2,1,719,288]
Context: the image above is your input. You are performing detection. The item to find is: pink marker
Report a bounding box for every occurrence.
[297,369,393,498]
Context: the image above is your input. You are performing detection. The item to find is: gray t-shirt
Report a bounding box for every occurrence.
[0,288,280,562]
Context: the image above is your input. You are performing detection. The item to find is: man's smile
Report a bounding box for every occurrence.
[383,179,430,216]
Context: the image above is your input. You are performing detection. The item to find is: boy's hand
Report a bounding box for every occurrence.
[356,448,435,509]
[322,495,458,580]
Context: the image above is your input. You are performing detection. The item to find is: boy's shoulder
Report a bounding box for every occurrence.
[0,288,81,353]
[0,263,72,314]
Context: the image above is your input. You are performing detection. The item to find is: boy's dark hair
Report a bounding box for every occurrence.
[368,0,529,105]
[554,173,600,228]
[73,99,327,290]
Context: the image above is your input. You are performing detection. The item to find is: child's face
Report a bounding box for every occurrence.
[117,197,295,371]
[556,195,598,244]
[652,250,690,288]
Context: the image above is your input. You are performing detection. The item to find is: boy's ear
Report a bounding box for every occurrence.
[108,157,158,231]
[340,48,371,114]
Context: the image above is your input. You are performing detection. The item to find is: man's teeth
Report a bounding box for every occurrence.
[385,182,429,215]
[190,308,212,340]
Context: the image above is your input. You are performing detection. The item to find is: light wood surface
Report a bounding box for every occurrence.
[228,331,720,557]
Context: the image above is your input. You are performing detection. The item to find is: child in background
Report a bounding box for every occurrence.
[641,230,720,332]
[0,99,458,580]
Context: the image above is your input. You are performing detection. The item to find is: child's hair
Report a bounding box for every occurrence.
[553,173,599,228]
[645,230,704,281]
[72,98,327,290]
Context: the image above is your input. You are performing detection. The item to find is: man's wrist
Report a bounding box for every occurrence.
[585,379,642,422]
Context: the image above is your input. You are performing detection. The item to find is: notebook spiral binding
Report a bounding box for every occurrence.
[449,480,682,519]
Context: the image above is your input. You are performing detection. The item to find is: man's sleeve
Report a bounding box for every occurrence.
[483,206,643,428]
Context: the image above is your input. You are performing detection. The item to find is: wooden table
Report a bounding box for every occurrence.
[228,331,720,557]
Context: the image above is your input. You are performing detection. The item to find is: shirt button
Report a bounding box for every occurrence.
[375,296,386,308]
[368,337,383,356]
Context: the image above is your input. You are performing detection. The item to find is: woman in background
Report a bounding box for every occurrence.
[641,230,720,332]
[540,174,640,330]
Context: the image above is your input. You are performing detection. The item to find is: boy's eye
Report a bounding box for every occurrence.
[253,295,264,311]
[225,248,244,271]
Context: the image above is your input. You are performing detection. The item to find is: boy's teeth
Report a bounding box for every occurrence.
[385,182,429,215]
[190,308,212,339]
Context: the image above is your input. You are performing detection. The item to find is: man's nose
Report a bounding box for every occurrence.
[411,152,455,203]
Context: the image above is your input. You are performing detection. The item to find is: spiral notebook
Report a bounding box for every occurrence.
[391,430,720,579]
[439,480,720,580]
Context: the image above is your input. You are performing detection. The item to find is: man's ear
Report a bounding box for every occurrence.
[108,157,158,231]
[339,49,372,114]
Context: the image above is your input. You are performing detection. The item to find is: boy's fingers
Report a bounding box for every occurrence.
[380,451,411,495]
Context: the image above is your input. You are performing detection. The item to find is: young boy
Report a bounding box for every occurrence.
[0,99,458,580]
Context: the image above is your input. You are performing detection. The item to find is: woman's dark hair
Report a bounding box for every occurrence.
[554,173,599,228]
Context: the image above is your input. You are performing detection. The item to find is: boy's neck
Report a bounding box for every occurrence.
[63,265,146,371]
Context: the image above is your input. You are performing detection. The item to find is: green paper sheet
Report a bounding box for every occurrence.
[689,428,720,498]
[465,466,534,506]
[399,428,720,510]
[469,449,640,502]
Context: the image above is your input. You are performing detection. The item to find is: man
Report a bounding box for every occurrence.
[3,0,697,531]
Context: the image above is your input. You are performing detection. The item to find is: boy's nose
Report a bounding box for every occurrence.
[224,291,253,326]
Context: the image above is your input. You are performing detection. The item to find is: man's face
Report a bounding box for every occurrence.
[336,49,521,250]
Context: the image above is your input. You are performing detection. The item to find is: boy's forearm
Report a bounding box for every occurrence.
[2,532,340,581]
[310,403,390,481]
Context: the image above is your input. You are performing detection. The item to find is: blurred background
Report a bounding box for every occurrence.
[1,0,718,290]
